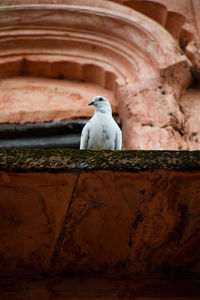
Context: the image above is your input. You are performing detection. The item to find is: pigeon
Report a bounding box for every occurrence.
[80,96,122,150]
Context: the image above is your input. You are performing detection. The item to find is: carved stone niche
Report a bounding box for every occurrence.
[0,0,192,149]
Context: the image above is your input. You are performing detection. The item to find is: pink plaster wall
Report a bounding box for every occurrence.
[0,77,115,123]
[0,0,200,150]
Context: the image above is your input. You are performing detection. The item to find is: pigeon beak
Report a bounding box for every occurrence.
[88,101,94,106]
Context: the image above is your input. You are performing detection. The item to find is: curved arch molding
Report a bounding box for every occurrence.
[0,0,192,149]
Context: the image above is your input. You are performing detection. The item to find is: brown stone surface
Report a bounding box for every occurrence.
[1,167,200,277]
[0,171,77,275]
[51,169,200,276]
[0,149,200,299]
[1,277,200,299]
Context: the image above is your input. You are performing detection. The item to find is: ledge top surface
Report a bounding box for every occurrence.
[0,148,200,172]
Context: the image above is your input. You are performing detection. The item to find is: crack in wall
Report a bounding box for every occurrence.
[159,169,171,214]
[48,170,81,273]
[66,171,81,218]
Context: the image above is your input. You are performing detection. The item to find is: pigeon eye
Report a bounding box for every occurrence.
[99,97,103,101]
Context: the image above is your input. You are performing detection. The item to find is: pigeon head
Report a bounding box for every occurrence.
[88,96,112,114]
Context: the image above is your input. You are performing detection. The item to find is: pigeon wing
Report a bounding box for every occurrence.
[115,128,122,150]
[80,125,89,149]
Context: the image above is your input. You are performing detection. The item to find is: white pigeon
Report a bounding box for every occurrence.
[80,96,122,150]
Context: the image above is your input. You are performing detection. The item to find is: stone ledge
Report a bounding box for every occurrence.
[1,149,200,281]
[0,148,200,172]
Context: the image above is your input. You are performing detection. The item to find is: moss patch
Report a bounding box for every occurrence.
[0,148,200,172]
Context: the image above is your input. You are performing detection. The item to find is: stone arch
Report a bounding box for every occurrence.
[0,0,191,149]
[112,0,199,84]
[111,1,194,53]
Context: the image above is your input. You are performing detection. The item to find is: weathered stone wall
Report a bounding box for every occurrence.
[1,149,200,278]
[1,0,200,150]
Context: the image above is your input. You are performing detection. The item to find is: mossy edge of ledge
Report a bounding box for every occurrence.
[0,148,200,172]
